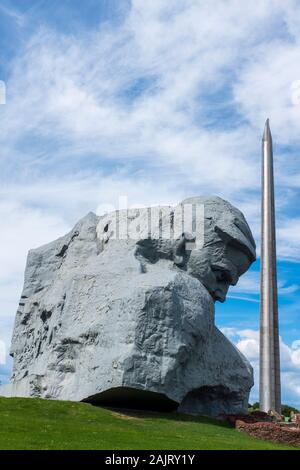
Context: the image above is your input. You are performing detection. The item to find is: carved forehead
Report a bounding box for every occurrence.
[181,196,256,263]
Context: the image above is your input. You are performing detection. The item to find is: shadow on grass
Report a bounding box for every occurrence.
[85,386,230,429]
[94,404,231,428]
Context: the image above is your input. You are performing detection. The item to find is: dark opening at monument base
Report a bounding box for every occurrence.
[82,385,247,416]
[178,386,248,416]
[83,387,179,412]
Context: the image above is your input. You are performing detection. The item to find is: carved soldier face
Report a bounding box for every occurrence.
[136,197,256,303]
[187,242,252,302]
[137,230,254,303]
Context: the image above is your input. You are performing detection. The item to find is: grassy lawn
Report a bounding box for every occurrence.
[0,397,297,450]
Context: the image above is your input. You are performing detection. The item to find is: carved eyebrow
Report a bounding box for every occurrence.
[211,265,233,283]
[212,261,240,285]
[214,225,256,263]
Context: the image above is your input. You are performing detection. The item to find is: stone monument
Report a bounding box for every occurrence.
[260,120,281,413]
[0,196,256,416]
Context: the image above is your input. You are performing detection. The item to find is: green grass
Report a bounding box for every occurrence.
[0,397,297,450]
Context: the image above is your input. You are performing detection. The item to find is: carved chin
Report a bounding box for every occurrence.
[213,289,226,302]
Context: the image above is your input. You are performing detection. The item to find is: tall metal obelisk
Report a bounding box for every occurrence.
[260,119,281,413]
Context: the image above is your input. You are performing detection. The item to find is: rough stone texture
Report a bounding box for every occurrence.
[235,421,300,447]
[221,411,275,427]
[0,196,256,416]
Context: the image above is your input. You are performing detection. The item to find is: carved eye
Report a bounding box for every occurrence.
[214,269,232,283]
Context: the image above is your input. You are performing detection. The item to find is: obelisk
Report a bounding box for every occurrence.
[260,119,281,413]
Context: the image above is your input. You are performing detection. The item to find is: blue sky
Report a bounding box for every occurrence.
[0,0,300,407]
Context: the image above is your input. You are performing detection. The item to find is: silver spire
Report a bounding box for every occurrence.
[260,119,281,413]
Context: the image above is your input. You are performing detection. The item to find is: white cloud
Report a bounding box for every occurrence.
[236,330,260,361]
[222,327,300,407]
[234,39,300,145]
[0,201,69,280]
[0,340,6,365]
[292,340,300,350]
[0,0,299,258]
[0,2,289,188]
[228,270,299,299]
[277,219,300,260]
[0,3,26,26]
